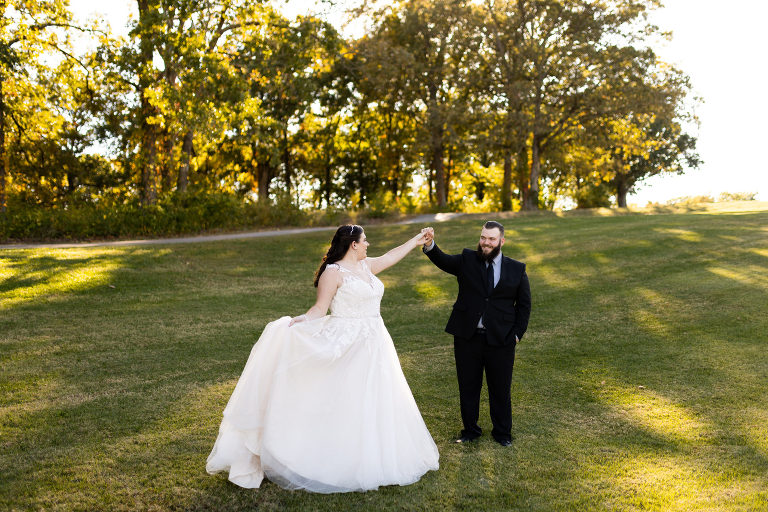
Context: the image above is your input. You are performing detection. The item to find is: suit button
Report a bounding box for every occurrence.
[485,298,489,301]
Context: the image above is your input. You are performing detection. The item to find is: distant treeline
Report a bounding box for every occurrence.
[1,0,700,225]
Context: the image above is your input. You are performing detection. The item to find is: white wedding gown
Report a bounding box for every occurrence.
[206,262,439,493]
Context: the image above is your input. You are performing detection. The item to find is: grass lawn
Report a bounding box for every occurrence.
[2,202,767,511]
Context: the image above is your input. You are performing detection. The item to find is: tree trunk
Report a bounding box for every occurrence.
[517,144,529,207]
[427,84,446,208]
[282,144,292,197]
[444,147,452,203]
[523,135,541,210]
[161,129,174,193]
[138,0,158,206]
[139,80,159,206]
[0,78,6,213]
[616,175,629,208]
[66,172,78,194]
[177,129,193,192]
[390,159,399,197]
[427,168,434,205]
[501,151,513,211]
[430,118,446,208]
[257,158,272,203]
[357,156,367,207]
[323,163,332,208]
[141,129,158,206]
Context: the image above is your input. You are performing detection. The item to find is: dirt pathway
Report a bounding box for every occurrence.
[0,212,465,250]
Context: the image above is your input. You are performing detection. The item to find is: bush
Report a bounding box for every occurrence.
[0,191,314,242]
[0,190,437,242]
[718,191,757,202]
[664,195,715,206]
[573,182,613,209]
[365,190,401,219]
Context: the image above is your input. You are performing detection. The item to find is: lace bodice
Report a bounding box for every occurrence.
[327,262,384,318]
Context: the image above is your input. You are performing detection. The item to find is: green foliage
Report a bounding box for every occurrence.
[0,190,424,241]
[573,180,614,209]
[0,191,313,240]
[1,0,701,225]
[364,190,401,219]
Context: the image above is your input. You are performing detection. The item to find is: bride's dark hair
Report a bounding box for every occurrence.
[314,225,363,287]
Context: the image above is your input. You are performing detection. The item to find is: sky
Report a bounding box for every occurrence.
[69,0,768,205]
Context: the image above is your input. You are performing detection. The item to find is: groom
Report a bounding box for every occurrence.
[422,221,531,446]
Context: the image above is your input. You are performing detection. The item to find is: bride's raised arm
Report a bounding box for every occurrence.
[366,229,430,275]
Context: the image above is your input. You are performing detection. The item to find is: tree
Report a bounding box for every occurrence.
[150,0,264,195]
[482,0,674,210]
[96,0,265,205]
[607,114,700,207]
[346,27,421,206]
[0,0,702,223]
[230,12,343,203]
[583,58,701,207]
[480,0,531,211]
[0,0,84,211]
[368,0,481,207]
[7,49,117,207]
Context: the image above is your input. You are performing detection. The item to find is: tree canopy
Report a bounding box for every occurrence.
[0,0,700,216]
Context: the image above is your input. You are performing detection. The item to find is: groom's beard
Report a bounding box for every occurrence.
[477,243,500,263]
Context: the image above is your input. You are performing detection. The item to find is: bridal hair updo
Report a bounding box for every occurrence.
[313,224,363,287]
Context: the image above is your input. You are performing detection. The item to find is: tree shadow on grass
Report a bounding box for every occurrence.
[3,211,767,510]
[0,253,120,305]
[508,211,768,508]
[349,208,768,509]
[1,235,413,509]
[0,244,280,508]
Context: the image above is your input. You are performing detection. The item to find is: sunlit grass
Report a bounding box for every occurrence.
[0,249,126,308]
[2,203,768,510]
[708,265,768,288]
[603,385,708,441]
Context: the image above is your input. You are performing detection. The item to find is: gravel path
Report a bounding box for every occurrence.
[0,212,466,250]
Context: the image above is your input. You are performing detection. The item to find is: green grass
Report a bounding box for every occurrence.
[2,202,768,511]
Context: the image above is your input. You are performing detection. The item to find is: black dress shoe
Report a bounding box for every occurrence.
[454,436,477,444]
[496,439,512,447]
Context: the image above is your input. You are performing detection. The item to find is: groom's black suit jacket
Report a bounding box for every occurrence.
[426,244,531,346]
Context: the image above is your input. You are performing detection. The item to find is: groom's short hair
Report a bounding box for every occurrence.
[483,221,504,237]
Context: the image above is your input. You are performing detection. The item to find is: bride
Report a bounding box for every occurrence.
[206,225,439,493]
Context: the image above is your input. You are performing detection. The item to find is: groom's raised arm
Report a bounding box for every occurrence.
[423,242,462,276]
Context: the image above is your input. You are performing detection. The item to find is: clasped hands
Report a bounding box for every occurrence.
[417,227,434,248]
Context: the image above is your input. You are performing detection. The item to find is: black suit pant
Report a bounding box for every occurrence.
[454,331,516,443]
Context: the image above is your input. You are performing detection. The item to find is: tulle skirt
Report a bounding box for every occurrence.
[206,315,439,493]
